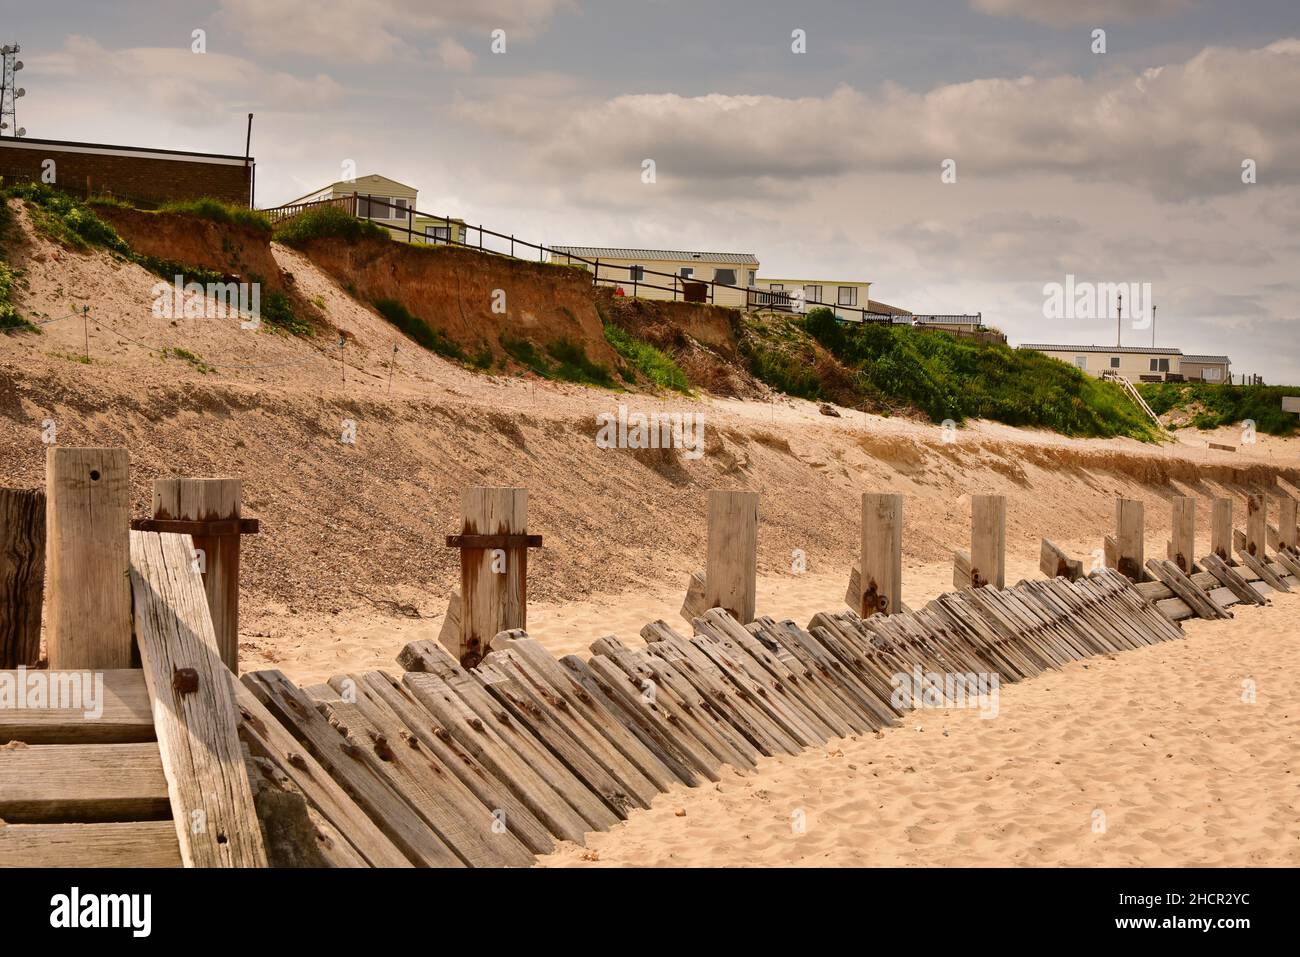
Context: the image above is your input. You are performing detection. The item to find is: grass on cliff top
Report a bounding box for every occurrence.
[1138,381,1300,436]
[743,307,1160,441]
[274,206,391,247]
[155,198,273,233]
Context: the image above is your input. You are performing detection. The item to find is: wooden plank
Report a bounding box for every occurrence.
[859,492,903,616]
[456,487,528,668]
[1170,496,1197,574]
[1039,539,1083,581]
[1116,499,1145,583]
[1201,553,1267,607]
[244,751,369,868]
[953,549,972,590]
[1246,493,1267,559]
[0,488,45,668]
[1277,494,1297,551]
[1103,534,1119,572]
[1146,559,1230,620]
[704,490,759,624]
[130,530,267,868]
[398,641,617,833]
[152,477,244,672]
[0,743,169,823]
[1234,529,1290,591]
[680,569,708,622]
[970,494,1006,589]
[1211,498,1233,561]
[350,671,555,855]
[234,679,411,867]
[0,669,154,744]
[0,821,182,868]
[46,448,132,669]
[743,617,872,734]
[242,669,463,867]
[316,694,534,867]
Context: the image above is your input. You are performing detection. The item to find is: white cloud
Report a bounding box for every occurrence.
[457,39,1300,201]
[971,0,1198,26]
[217,0,573,60]
[436,37,477,72]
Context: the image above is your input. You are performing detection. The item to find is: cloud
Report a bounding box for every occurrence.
[436,37,477,71]
[217,0,573,61]
[456,39,1300,201]
[970,0,1198,26]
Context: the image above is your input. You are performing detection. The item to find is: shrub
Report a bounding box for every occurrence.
[274,206,390,246]
[603,322,691,393]
[1138,382,1300,436]
[157,198,273,232]
[373,298,464,360]
[545,338,616,388]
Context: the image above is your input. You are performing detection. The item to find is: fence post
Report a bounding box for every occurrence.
[1245,493,1267,557]
[46,447,133,669]
[1169,496,1196,573]
[1211,497,1233,560]
[704,490,759,624]
[150,478,245,673]
[407,205,412,243]
[0,488,46,667]
[970,494,1006,589]
[859,493,902,616]
[450,487,535,669]
[1115,498,1145,582]
[1280,494,1298,551]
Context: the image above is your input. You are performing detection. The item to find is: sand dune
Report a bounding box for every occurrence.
[539,591,1300,867]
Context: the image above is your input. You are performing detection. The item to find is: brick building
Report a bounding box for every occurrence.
[0,136,253,207]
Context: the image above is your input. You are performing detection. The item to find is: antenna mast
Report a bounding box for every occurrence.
[0,43,26,138]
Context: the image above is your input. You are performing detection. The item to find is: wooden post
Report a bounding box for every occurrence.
[1115,498,1145,583]
[1211,497,1233,561]
[1280,494,1298,551]
[152,478,244,673]
[0,488,46,668]
[455,487,531,669]
[970,494,1006,589]
[1245,493,1266,558]
[858,493,902,617]
[1169,496,1196,574]
[704,490,759,623]
[45,447,132,669]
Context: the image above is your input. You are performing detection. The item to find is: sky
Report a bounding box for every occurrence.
[5,0,1300,381]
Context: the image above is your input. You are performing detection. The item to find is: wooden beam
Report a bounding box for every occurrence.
[703,490,759,624]
[858,493,902,616]
[1115,499,1145,583]
[0,488,45,668]
[970,494,1006,589]
[953,549,973,589]
[46,448,132,669]
[1040,539,1083,581]
[1210,497,1233,561]
[1245,493,1267,558]
[454,487,529,668]
[0,821,182,868]
[151,478,245,672]
[129,530,267,867]
[1279,495,1298,551]
[0,669,155,744]
[1170,496,1197,574]
[0,743,169,823]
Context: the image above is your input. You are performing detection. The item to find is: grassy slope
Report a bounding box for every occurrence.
[742,307,1160,441]
[1139,382,1300,436]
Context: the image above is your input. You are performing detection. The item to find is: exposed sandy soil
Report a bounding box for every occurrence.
[2,200,1298,684]
[539,590,1300,868]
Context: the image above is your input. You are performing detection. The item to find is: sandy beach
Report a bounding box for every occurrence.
[538,590,1300,867]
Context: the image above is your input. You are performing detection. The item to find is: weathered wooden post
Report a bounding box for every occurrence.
[1210,497,1233,561]
[444,487,540,668]
[45,447,133,669]
[704,489,759,623]
[1280,494,1298,551]
[1115,498,1145,583]
[970,494,1006,589]
[1169,496,1196,574]
[1245,493,1267,558]
[131,478,256,673]
[858,493,902,616]
[0,488,46,668]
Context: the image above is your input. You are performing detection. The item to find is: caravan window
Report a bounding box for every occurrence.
[714,268,737,285]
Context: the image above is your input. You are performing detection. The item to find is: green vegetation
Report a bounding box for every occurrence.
[742,307,1160,441]
[1138,381,1300,436]
[500,334,617,387]
[2,182,131,254]
[500,334,550,375]
[156,198,272,232]
[373,298,465,361]
[603,321,691,393]
[161,347,215,374]
[0,262,37,333]
[48,349,93,364]
[274,206,390,247]
[258,290,309,336]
